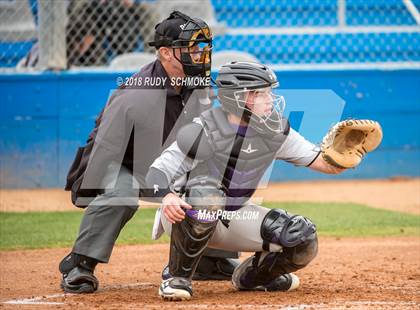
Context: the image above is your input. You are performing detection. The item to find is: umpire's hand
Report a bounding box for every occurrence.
[162,193,192,224]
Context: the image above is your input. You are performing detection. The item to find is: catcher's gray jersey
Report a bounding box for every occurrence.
[150,118,320,193]
[150,112,319,243]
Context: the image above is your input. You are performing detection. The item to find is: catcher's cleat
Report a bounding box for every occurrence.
[159,277,193,301]
[232,256,299,292]
[60,266,99,294]
[161,257,240,281]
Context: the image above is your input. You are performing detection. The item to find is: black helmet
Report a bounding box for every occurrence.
[149,11,212,78]
[216,62,287,135]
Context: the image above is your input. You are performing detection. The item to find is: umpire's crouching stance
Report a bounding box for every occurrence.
[59,11,239,294]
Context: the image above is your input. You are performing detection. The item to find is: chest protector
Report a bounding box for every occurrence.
[191,107,290,207]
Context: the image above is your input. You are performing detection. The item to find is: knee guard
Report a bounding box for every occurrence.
[261,209,317,250]
[169,176,226,280]
[250,209,318,282]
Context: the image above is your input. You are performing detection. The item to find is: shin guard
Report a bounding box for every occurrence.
[169,176,226,280]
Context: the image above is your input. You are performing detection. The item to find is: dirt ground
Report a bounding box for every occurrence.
[0,178,419,309]
[1,178,419,214]
[0,238,419,309]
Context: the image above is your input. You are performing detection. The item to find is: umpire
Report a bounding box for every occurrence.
[59,11,239,294]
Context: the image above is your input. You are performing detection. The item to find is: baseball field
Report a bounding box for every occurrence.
[0,178,419,309]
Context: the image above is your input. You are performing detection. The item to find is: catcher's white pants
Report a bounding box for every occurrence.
[156,203,283,253]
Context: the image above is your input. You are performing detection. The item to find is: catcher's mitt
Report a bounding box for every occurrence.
[321,119,383,169]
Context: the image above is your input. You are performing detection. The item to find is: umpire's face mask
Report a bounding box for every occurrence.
[173,22,212,78]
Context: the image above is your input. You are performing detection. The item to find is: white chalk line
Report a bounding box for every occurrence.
[2,293,65,305]
[2,282,155,305]
[3,298,419,309]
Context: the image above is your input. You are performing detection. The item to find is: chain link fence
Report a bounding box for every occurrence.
[66,0,159,67]
[0,0,37,68]
[0,0,162,70]
[0,0,419,71]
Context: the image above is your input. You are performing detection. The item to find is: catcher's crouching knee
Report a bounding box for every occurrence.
[261,209,318,271]
[283,232,318,270]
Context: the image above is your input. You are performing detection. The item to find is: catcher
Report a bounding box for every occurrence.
[145,61,383,300]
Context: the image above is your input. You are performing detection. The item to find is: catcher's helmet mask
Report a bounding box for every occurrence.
[216,62,286,135]
[149,11,212,78]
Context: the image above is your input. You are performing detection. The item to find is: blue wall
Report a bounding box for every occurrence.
[0,69,419,188]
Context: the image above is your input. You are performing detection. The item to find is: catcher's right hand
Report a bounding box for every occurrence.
[162,193,192,224]
[320,119,383,169]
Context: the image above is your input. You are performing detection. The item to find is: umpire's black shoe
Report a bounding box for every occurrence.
[61,266,99,294]
[59,252,99,294]
[161,256,240,281]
